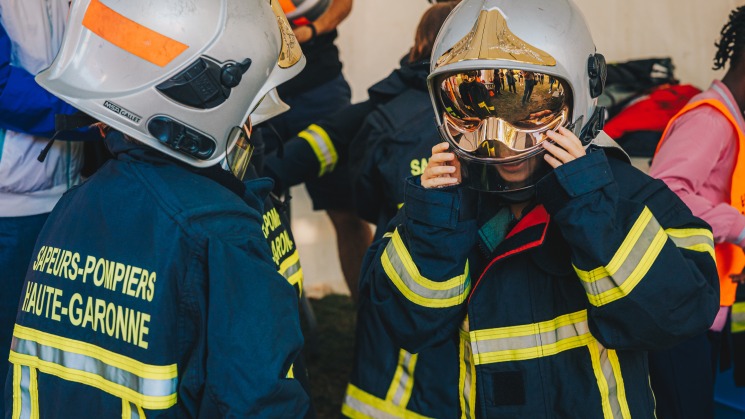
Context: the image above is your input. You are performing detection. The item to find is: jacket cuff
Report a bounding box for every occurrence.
[404,177,476,229]
[537,150,614,213]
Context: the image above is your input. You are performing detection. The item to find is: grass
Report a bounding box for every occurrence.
[301,294,357,418]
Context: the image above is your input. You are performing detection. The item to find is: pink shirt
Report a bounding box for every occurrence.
[650,80,745,249]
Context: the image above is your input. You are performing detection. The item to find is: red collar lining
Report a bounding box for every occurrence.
[468,206,550,304]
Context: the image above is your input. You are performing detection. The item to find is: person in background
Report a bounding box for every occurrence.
[4,0,310,416]
[648,5,745,418]
[0,3,86,415]
[263,0,374,302]
[361,0,719,417]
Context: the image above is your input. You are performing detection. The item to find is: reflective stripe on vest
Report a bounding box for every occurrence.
[467,310,631,419]
[121,399,146,419]
[9,324,178,410]
[341,383,433,419]
[298,124,338,177]
[11,364,39,419]
[279,249,303,295]
[733,301,745,333]
[656,98,745,306]
[458,326,476,419]
[385,349,418,408]
[381,228,471,308]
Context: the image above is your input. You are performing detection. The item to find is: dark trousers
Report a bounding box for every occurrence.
[648,332,716,419]
[0,213,49,415]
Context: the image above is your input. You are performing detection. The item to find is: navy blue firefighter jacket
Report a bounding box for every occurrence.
[362,147,719,418]
[4,132,309,418]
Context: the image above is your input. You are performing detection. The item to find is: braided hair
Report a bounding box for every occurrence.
[714,5,745,70]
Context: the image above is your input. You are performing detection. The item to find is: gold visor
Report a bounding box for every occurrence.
[435,69,572,161]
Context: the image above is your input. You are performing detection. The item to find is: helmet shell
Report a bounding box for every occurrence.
[37,0,305,167]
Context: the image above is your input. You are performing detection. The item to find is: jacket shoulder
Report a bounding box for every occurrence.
[605,153,700,226]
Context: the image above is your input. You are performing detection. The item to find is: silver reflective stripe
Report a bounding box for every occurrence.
[598,343,624,418]
[384,240,465,301]
[12,337,177,398]
[668,233,714,250]
[130,402,142,419]
[389,351,415,406]
[343,393,400,419]
[578,209,665,305]
[462,338,474,419]
[282,260,301,281]
[19,365,31,419]
[471,320,590,358]
[589,340,630,419]
[299,125,336,176]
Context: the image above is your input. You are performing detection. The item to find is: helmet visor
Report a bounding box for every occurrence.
[434,69,572,161]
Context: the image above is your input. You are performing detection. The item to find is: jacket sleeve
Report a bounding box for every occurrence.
[361,178,477,353]
[0,23,77,137]
[200,233,309,418]
[536,150,719,351]
[262,101,376,191]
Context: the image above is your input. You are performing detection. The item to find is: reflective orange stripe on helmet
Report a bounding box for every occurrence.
[82,0,188,67]
[657,99,745,306]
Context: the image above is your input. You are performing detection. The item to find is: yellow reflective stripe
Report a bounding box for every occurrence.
[607,350,632,419]
[665,228,716,260]
[10,351,177,410]
[732,302,745,333]
[12,364,35,419]
[381,229,470,308]
[342,383,434,419]
[469,310,592,365]
[279,250,303,294]
[298,124,338,176]
[385,350,417,408]
[287,364,295,379]
[588,340,631,419]
[13,325,176,379]
[383,232,394,239]
[12,364,21,419]
[574,208,667,306]
[122,399,131,419]
[122,400,146,419]
[588,340,613,418]
[458,329,476,419]
[29,367,39,419]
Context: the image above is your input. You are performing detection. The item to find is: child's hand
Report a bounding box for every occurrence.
[542,126,586,168]
[421,142,462,189]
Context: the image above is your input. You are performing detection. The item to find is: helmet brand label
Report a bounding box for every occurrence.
[103,101,142,124]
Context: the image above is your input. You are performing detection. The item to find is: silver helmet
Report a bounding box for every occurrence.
[428,0,606,196]
[36,0,305,169]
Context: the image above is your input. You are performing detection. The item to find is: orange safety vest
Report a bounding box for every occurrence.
[656,99,745,306]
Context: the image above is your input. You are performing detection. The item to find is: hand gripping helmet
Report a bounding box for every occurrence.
[428,0,607,198]
[36,0,305,169]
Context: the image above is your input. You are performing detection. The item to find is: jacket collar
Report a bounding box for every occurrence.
[367,56,430,102]
[470,204,553,302]
[104,130,248,199]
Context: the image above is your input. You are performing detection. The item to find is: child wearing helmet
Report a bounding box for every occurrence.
[361,0,719,417]
[4,0,310,417]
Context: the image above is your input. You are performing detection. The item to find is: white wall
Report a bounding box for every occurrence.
[336,0,741,103]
